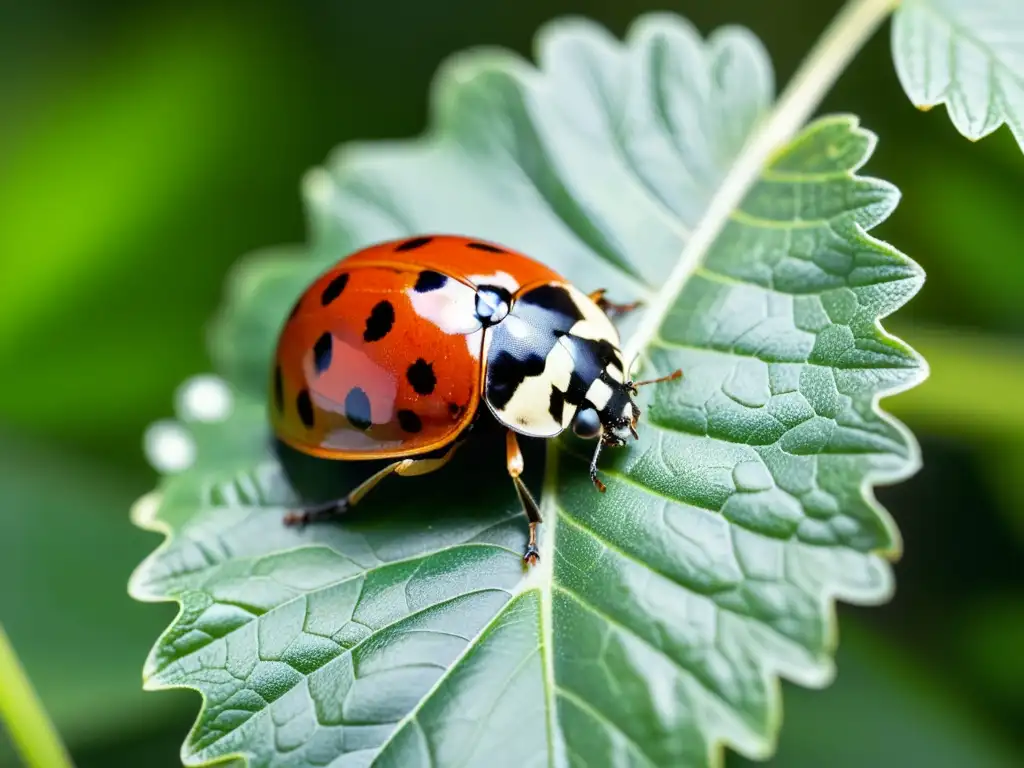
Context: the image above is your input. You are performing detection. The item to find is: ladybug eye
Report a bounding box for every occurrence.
[572,407,602,439]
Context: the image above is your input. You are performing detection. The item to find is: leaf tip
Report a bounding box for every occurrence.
[533,13,617,56]
[624,10,701,46]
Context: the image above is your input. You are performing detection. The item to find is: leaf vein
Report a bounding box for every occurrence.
[554,583,740,732]
[151,543,516,677]
[554,685,659,768]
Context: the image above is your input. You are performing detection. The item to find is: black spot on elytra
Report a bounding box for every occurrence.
[273,366,284,412]
[363,300,395,342]
[466,241,506,254]
[296,389,315,428]
[406,359,436,395]
[448,402,463,419]
[414,270,447,292]
[321,272,349,306]
[313,332,332,374]
[395,236,433,252]
[344,387,372,430]
[397,409,422,433]
[548,387,565,424]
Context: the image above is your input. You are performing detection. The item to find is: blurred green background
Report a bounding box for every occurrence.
[1,1,1022,766]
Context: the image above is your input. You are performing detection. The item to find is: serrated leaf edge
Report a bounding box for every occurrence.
[892,0,1024,147]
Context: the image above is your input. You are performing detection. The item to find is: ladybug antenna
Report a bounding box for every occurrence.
[623,353,682,392]
[632,369,683,388]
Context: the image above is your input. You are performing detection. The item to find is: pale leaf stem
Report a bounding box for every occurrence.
[0,624,74,768]
[622,0,900,365]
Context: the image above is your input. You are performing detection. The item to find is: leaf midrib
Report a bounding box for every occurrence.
[370,589,543,763]
[552,583,747,739]
[555,685,659,768]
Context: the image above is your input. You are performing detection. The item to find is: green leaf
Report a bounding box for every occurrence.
[130,13,926,767]
[891,0,1024,151]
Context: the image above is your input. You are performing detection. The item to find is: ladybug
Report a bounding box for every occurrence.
[270,234,680,565]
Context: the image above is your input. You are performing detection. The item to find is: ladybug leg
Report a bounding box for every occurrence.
[588,288,642,319]
[283,496,349,525]
[588,440,607,493]
[284,444,460,526]
[506,430,542,566]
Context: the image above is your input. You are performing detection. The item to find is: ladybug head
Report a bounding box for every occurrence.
[571,383,641,447]
[572,368,682,447]
[574,368,682,492]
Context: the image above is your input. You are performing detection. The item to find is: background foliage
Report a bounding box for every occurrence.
[0,0,1022,766]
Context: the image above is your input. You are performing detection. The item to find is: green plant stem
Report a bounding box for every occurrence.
[0,624,74,768]
[624,0,901,364]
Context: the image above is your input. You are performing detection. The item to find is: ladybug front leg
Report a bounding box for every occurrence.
[588,439,607,493]
[506,430,542,566]
[588,288,642,319]
[283,443,461,526]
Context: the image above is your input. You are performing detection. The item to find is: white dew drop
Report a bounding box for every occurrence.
[129,491,161,528]
[303,168,334,206]
[144,420,196,473]
[176,374,233,423]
